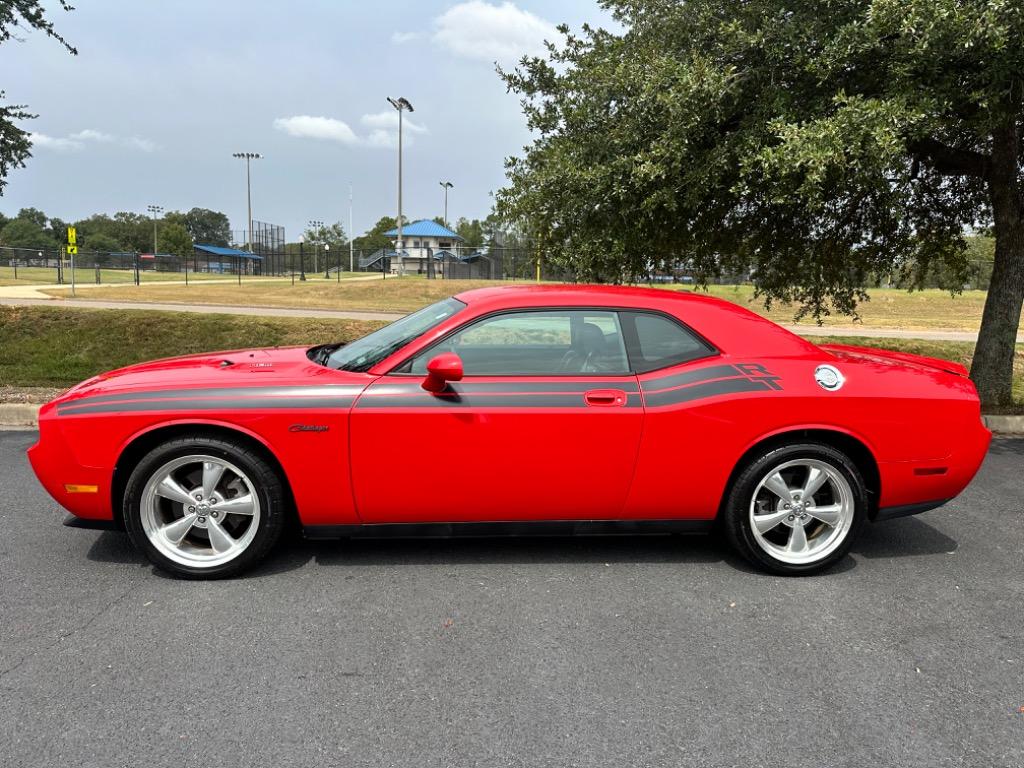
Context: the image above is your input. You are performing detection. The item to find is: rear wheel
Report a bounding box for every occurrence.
[123,436,286,579]
[722,443,867,575]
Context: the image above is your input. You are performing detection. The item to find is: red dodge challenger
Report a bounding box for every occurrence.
[29,285,990,578]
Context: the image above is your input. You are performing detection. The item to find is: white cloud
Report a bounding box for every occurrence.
[273,115,360,145]
[274,112,428,149]
[432,1,557,63]
[29,132,84,152]
[31,128,156,153]
[69,129,115,143]
[391,31,421,44]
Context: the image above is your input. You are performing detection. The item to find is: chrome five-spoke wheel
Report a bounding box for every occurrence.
[749,458,855,565]
[722,443,867,575]
[139,454,262,569]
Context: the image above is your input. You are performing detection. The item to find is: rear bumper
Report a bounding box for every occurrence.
[876,418,990,512]
[874,498,950,522]
[62,513,121,531]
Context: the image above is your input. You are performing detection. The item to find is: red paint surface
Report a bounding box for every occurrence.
[28,285,990,526]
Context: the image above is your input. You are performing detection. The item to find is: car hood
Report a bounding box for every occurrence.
[55,346,367,403]
[819,343,969,377]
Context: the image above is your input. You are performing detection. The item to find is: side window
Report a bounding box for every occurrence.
[624,312,714,372]
[408,310,630,375]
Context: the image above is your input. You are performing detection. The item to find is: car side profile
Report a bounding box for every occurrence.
[28,285,991,578]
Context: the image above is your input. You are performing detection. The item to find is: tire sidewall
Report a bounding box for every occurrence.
[725,443,867,576]
[123,437,285,579]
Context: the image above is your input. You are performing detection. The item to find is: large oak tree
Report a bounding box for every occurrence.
[497,0,1024,406]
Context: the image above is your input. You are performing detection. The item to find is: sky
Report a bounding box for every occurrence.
[1,0,611,239]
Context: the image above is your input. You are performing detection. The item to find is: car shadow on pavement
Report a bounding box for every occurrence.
[84,517,956,579]
[852,516,958,559]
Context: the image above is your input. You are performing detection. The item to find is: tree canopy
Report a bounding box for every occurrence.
[497,0,1024,406]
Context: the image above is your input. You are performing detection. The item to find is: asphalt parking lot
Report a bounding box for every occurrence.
[0,430,1021,768]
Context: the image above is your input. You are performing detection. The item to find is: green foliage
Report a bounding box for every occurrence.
[0,306,383,387]
[498,0,1019,298]
[302,221,347,250]
[16,206,46,228]
[183,207,231,246]
[0,217,55,249]
[354,216,398,251]
[81,232,120,253]
[159,222,193,258]
[455,217,486,248]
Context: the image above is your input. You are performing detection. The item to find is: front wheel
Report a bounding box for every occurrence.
[722,443,867,575]
[123,436,287,579]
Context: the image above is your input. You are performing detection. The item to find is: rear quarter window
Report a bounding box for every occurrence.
[623,312,715,373]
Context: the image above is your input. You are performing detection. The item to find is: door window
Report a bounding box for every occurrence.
[407,310,630,375]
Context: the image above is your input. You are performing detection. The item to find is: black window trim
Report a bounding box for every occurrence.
[386,305,720,378]
[618,309,719,374]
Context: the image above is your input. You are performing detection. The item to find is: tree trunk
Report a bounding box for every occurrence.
[971,129,1024,407]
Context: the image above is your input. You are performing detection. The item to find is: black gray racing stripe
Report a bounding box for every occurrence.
[57,385,362,415]
[640,364,741,393]
[356,391,644,409]
[643,377,772,408]
[60,385,364,407]
[59,396,356,416]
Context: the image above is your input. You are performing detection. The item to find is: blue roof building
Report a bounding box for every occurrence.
[384,220,463,240]
[383,220,463,276]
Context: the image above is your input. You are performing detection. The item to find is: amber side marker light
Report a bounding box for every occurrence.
[64,484,99,494]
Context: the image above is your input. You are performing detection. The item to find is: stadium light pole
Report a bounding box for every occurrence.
[439,181,453,230]
[386,96,414,276]
[146,204,163,255]
[232,152,262,251]
[298,235,306,281]
[308,219,324,275]
[348,183,354,275]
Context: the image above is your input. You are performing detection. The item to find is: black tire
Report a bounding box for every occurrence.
[721,442,867,576]
[123,436,287,579]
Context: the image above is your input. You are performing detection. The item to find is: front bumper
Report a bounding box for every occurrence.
[27,404,113,521]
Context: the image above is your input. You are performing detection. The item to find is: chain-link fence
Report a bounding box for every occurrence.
[0,242,997,291]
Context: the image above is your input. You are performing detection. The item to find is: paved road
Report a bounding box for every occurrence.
[1,431,1021,767]
[2,294,1019,342]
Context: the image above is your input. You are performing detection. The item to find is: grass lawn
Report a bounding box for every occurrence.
[42,277,486,312]
[0,266,295,286]
[0,306,384,388]
[1,306,1020,413]
[41,278,1023,334]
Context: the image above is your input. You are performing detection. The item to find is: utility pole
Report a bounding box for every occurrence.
[146,204,163,255]
[232,152,262,251]
[387,97,414,276]
[439,181,453,230]
[349,183,354,275]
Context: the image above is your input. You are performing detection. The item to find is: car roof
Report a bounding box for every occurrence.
[455,283,734,309]
[452,284,816,357]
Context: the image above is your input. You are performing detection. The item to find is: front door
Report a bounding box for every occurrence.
[349,309,644,523]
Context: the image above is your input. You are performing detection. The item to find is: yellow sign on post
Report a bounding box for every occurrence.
[66,226,77,246]
[67,245,78,255]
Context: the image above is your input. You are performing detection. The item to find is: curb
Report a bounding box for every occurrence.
[1,402,1023,433]
[0,403,42,427]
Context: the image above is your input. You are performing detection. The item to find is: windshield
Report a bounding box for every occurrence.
[326,297,465,372]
